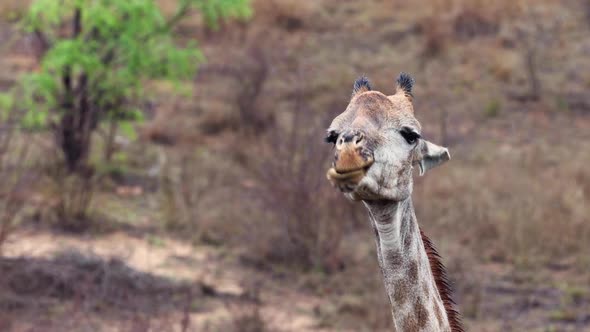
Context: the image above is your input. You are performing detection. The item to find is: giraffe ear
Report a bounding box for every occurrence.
[414,140,450,176]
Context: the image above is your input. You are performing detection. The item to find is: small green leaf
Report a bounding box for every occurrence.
[0,93,13,110]
[119,121,137,141]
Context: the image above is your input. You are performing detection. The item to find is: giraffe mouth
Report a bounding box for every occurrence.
[326,160,373,191]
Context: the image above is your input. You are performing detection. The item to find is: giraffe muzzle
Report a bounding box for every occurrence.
[326,132,374,191]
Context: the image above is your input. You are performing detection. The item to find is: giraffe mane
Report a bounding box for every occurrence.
[420,228,464,332]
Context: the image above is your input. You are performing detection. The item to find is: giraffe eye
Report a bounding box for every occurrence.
[325,130,338,144]
[400,127,421,145]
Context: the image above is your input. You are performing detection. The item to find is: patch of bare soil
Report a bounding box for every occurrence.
[456,262,590,332]
[1,226,590,332]
[0,228,335,331]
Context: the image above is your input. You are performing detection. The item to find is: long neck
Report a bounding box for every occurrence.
[364,198,451,332]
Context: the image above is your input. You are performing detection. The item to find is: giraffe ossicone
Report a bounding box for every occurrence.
[325,73,463,332]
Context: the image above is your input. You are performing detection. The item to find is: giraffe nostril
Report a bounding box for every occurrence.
[355,134,364,145]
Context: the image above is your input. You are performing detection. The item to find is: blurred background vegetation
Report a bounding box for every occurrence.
[0,0,589,331]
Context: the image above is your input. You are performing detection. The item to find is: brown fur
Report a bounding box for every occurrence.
[385,250,403,267]
[403,230,413,250]
[423,283,431,299]
[402,315,418,331]
[435,303,444,326]
[408,260,419,281]
[420,229,464,332]
[394,280,409,304]
[415,297,429,328]
[331,91,419,138]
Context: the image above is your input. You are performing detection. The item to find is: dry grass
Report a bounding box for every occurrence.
[160,146,234,244]
[45,168,98,231]
[1,0,589,330]
[0,0,30,22]
[0,110,37,254]
[239,74,360,272]
[253,0,318,31]
[415,135,590,268]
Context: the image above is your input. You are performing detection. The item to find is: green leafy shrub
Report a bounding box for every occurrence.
[4,0,251,172]
[0,0,251,227]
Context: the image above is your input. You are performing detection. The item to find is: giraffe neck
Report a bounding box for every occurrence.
[364,198,451,332]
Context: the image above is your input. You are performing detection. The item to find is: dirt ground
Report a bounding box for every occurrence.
[1,227,332,332]
[1,224,588,332]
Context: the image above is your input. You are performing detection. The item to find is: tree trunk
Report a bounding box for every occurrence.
[56,7,96,173]
[104,120,118,162]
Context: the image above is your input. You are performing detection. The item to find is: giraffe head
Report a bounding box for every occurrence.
[326,73,450,201]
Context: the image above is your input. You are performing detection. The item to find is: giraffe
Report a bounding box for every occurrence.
[325,73,463,332]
